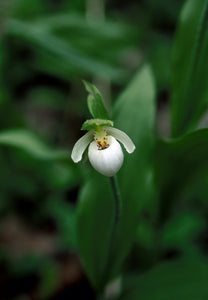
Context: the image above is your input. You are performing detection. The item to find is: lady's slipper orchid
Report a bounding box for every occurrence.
[71,123,135,177]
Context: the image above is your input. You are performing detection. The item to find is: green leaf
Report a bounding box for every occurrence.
[0,129,67,160]
[119,260,208,300]
[81,119,113,131]
[155,129,208,224]
[6,18,127,81]
[76,173,114,290]
[161,212,205,251]
[83,81,111,120]
[106,65,155,280]
[40,162,78,189]
[171,0,208,137]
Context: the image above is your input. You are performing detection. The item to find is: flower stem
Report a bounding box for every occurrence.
[99,176,122,294]
[110,175,122,228]
[101,176,122,294]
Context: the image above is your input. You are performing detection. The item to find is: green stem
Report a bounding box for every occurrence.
[110,176,122,228]
[99,176,122,296]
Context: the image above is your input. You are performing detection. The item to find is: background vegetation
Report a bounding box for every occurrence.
[1,0,208,299]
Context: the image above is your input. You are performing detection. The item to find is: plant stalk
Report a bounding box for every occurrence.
[110,176,122,229]
[99,176,122,297]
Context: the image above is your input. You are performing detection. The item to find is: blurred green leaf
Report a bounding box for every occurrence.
[38,260,59,299]
[35,13,138,65]
[62,0,85,12]
[0,35,12,107]
[136,219,155,250]
[9,0,48,20]
[119,260,208,300]
[47,196,77,249]
[155,129,208,224]
[148,34,172,89]
[41,13,137,43]
[6,18,128,81]
[83,81,111,120]
[0,129,67,160]
[171,0,208,137]
[0,40,6,105]
[41,162,78,189]
[161,212,205,254]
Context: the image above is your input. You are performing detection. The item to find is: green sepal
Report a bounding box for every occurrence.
[83,80,111,120]
[81,119,114,131]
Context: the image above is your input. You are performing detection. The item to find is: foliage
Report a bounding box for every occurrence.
[1,0,208,299]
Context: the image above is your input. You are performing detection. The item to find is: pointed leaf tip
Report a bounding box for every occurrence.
[83,81,111,120]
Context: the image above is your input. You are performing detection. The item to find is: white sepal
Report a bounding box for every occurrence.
[105,127,136,153]
[88,136,124,177]
[71,130,93,163]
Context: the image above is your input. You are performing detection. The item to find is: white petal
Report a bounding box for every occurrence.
[105,127,135,153]
[88,136,124,177]
[71,131,93,163]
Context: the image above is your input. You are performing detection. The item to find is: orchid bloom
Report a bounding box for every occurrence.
[71,120,135,177]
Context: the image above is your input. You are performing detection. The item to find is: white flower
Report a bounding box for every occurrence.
[71,126,135,177]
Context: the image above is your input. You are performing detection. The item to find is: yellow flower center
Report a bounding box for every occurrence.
[94,128,109,150]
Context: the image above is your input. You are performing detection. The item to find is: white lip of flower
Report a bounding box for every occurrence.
[71,126,135,177]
